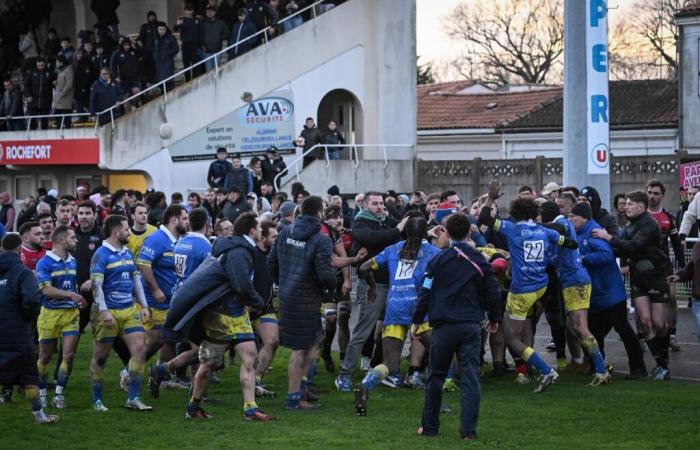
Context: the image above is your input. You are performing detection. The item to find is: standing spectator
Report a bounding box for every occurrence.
[72,49,98,118]
[90,0,121,35]
[24,58,54,130]
[109,38,141,108]
[245,0,276,34]
[224,153,254,194]
[18,27,39,74]
[678,186,700,245]
[0,192,16,232]
[207,147,232,188]
[92,23,118,57]
[91,43,110,71]
[249,156,264,196]
[174,4,202,82]
[297,117,323,164]
[579,186,619,238]
[16,197,37,230]
[57,37,75,63]
[138,11,164,85]
[43,28,60,57]
[261,146,286,188]
[89,66,122,126]
[324,120,345,160]
[279,0,305,33]
[219,187,250,223]
[228,8,257,59]
[613,193,628,231]
[52,55,74,129]
[1,78,24,131]
[218,0,247,29]
[146,191,167,226]
[153,25,179,90]
[199,5,229,72]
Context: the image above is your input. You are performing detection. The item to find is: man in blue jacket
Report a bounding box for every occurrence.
[413,213,502,441]
[89,67,123,126]
[0,234,58,424]
[570,203,647,379]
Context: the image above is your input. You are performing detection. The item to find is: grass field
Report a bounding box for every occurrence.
[2,336,699,450]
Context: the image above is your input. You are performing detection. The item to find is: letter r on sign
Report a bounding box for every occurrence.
[590,0,607,27]
[591,95,608,123]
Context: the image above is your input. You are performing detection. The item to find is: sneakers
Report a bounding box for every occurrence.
[590,372,612,387]
[93,400,109,412]
[148,366,163,399]
[301,388,320,403]
[442,378,458,392]
[514,373,531,385]
[381,374,405,389]
[405,372,425,390]
[670,335,680,352]
[34,411,59,424]
[533,370,559,393]
[653,367,671,381]
[360,357,371,372]
[335,375,352,393]
[51,395,66,410]
[119,369,130,392]
[255,383,276,398]
[354,383,369,416]
[321,353,335,373]
[185,407,212,419]
[286,399,321,411]
[245,410,276,422]
[124,397,153,411]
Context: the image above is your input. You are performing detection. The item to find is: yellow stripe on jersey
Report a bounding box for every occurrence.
[162,252,174,257]
[369,258,379,271]
[38,281,52,289]
[50,270,76,277]
[494,218,503,232]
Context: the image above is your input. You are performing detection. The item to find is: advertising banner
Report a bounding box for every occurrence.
[0,138,99,165]
[586,0,610,175]
[680,160,700,189]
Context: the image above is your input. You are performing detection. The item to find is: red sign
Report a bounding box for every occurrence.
[0,138,99,165]
[680,160,700,190]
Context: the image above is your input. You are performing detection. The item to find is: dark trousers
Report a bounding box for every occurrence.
[588,301,646,373]
[422,322,482,438]
[28,108,50,130]
[181,43,202,81]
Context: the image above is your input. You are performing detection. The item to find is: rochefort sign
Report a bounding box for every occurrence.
[169,90,296,162]
[586,0,610,175]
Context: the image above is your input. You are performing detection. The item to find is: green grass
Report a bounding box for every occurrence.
[2,337,699,450]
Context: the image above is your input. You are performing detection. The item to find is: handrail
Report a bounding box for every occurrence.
[274,144,413,191]
[1,0,327,132]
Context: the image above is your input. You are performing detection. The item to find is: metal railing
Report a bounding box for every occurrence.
[273,144,413,191]
[0,0,328,133]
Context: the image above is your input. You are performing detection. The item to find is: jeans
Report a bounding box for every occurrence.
[327,148,341,160]
[422,322,482,438]
[198,50,221,72]
[588,301,646,373]
[281,15,303,33]
[693,298,700,344]
[339,280,388,377]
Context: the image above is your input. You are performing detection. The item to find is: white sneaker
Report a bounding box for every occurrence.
[534,370,559,393]
[125,397,153,411]
[51,395,66,410]
[34,411,59,424]
[93,400,109,412]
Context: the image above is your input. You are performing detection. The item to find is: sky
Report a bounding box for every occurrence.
[417,0,634,80]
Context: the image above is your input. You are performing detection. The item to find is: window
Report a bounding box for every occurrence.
[15,176,34,201]
[38,176,57,192]
[0,177,10,198]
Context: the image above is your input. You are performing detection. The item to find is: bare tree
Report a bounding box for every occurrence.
[608,17,666,80]
[445,0,564,86]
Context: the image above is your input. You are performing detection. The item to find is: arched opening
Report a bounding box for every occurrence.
[316,89,363,160]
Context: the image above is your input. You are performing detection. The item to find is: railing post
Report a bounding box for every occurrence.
[382,145,388,167]
[264,28,269,46]
[163,82,168,104]
[110,109,115,130]
[59,115,65,132]
[214,54,219,74]
[353,145,359,168]
[313,3,318,19]
[324,146,329,167]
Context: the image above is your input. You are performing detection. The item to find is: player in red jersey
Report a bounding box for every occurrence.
[19,222,46,271]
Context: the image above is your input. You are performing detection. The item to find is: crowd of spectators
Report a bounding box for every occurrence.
[0,0,346,130]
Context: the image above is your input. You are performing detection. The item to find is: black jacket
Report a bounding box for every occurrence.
[268,215,336,350]
[0,252,41,357]
[610,211,671,273]
[74,58,98,100]
[0,83,23,116]
[299,125,323,150]
[246,0,276,30]
[75,224,103,285]
[351,213,400,283]
[219,195,251,222]
[24,68,54,109]
[138,17,165,52]
[581,186,620,237]
[153,31,180,82]
[91,0,120,26]
[261,156,286,185]
[174,16,201,45]
[200,17,230,52]
[89,78,123,125]
[207,159,232,187]
[228,20,257,58]
[413,242,502,327]
[110,48,140,81]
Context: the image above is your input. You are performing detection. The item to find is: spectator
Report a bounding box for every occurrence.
[72,49,98,117]
[174,4,202,82]
[199,5,229,72]
[1,78,24,131]
[324,120,345,160]
[52,55,75,129]
[219,186,250,222]
[297,117,323,164]
[245,0,276,34]
[23,58,54,130]
[153,24,179,90]
[207,147,232,188]
[91,43,110,70]
[249,156,264,196]
[109,38,141,103]
[89,66,123,126]
[138,11,164,84]
[277,201,296,230]
[0,192,16,232]
[224,153,254,194]
[261,146,286,188]
[18,27,39,73]
[614,193,628,230]
[92,22,118,56]
[146,191,167,226]
[90,0,121,36]
[57,37,75,63]
[43,28,60,57]
[280,0,305,33]
[228,8,257,59]
[218,0,247,29]
[579,186,620,238]
[187,193,202,212]
[16,197,37,229]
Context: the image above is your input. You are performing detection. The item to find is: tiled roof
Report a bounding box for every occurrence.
[676,3,700,17]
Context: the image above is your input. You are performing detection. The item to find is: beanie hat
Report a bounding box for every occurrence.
[279,201,296,217]
[434,201,457,225]
[571,203,592,220]
[327,185,340,197]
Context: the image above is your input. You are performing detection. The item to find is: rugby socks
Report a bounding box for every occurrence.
[243,401,259,417]
[522,347,552,375]
[306,361,318,384]
[187,397,202,413]
[660,334,670,368]
[154,363,171,379]
[56,361,70,395]
[581,336,606,374]
[286,391,301,408]
[37,360,49,401]
[645,336,666,369]
[91,367,104,403]
[25,386,46,420]
[127,359,144,400]
[361,364,389,391]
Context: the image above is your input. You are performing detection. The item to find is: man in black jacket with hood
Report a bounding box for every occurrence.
[268,196,336,410]
[580,186,619,237]
[0,234,58,424]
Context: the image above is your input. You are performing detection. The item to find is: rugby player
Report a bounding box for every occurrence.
[37,212,55,250]
[19,221,46,271]
[126,202,157,258]
[35,226,87,409]
[89,215,152,411]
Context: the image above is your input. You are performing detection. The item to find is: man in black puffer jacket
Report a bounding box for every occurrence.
[0,234,58,423]
[580,186,619,237]
[268,196,336,410]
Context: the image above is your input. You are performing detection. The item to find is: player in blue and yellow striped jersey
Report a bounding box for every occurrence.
[89,215,152,412]
[35,226,87,410]
[479,181,579,393]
